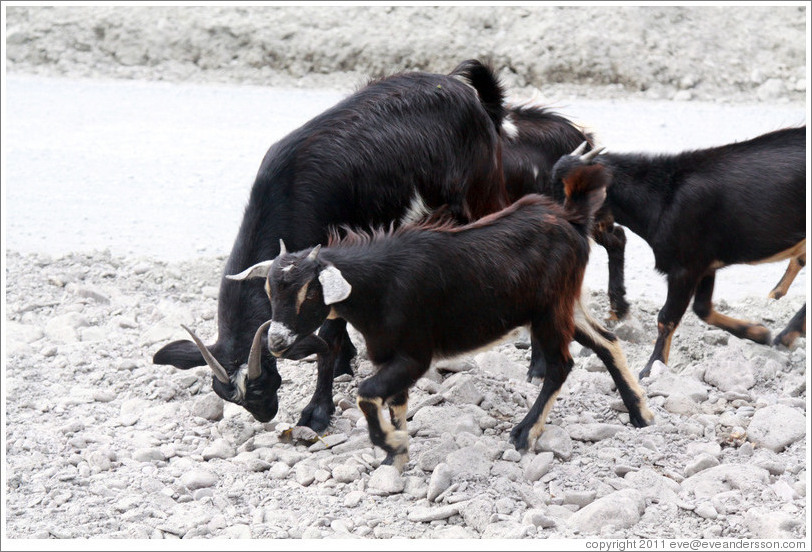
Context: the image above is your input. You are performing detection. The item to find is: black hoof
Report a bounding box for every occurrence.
[296,401,335,433]
[611,297,630,321]
[629,410,651,428]
[509,424,531,451]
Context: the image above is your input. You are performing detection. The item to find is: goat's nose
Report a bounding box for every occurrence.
[267,321,295,355]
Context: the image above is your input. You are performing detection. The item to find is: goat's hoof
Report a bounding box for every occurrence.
[509,425,531,452]
[296,401,335,433]
[382,451,409,472]
[629,408,654,428]
[745,324,772,345]
[332,359,354,378]
[774,330,801,349]
[767,289,785,301]
[610,299,630,321]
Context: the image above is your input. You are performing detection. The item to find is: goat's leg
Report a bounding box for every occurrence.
[526,334,547,381]
[594,223,630,320]
[692,272,771,344]
[296,319,356,432]
[639,270,696,379]
[357,356,426,472]
[768,253,805,300]
[510,317,573,451]
[774,304,806,348]
[385,390,410,471]
[573,299,653,428]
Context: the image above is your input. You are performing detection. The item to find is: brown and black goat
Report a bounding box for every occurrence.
[231,161,654,469]
[551,127,807,379]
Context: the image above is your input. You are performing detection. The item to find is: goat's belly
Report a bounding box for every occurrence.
[712,238,805,269]
[435,325,529,359]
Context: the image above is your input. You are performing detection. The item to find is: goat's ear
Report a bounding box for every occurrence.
[318,265,352,305]
[226,260,274,281]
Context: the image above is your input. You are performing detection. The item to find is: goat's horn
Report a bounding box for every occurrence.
[307,244,322,261]
[246,320,272,380]
[570,141,588,156]
[581,146,606,163]
[181,324,230,384]
[278,239,287,256]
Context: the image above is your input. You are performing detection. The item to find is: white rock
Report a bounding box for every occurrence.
[133,447,166,463]
[624,468,680,503]
[202,439,235,460]
[191,393,224,421]
[524,452,555,482]
[427,462,454,502]
[332,463,362,483]
[663,393,699,416]
[180,469,218,490]
[432,526,475,538]
[460,496,494,532]
[703,358,755,392]
[683,453,720,477]
[367,465,404,495]
[343,490,365,508]
[442,374,484,405]
[474,351,526,381]
[694,502,718,520]
[446,443,491,477]
[120,398,148,426]
[536,426,572,460]
[407,504,460,522]
[681,464,769,499]
[502,449,521,462]
[648,370,709,402]
[566,489,645,535]
[567,423,624,442]
[268,462,291,480]
[746,404,806,452]
[745,507,802,538]
[522,508,556,528]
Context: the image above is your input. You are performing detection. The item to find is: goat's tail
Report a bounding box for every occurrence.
[450,59,506,131]
[562,164,610,236]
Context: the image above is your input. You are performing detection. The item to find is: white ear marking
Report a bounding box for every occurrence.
[319,266,352,305]
[226,260,274,281]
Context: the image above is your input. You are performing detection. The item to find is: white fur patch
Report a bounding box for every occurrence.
[532,165,539,179]
[400,190,432,226]
[269,321,295,348]
[231,365,248,401]
[319,266,352,305]
[501,114,519,140]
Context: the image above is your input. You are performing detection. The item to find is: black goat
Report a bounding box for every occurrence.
[551,126,807,379]
[153,60,510,429]
[236,164,653,469]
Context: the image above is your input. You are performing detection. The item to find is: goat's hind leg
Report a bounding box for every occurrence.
[774,304,806,348]
[573,300,653,427]
[594,222,630,320]
[510,317,573,451]
[692,272,771,344]
[768,252,805,300]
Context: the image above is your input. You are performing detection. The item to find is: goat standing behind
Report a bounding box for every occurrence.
[551,126,807,379]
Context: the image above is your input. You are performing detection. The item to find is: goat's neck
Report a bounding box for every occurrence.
[601,152,674,243]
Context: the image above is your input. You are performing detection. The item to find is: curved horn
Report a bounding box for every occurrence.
[278,239,287,257]
[570,141,588,157]
[307,244,322,261]
[226,260,274,281]
[180,324,230,384]
[246,320,272,380]
[581,145,606,163]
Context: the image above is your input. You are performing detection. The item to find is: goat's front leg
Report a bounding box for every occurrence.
[774,304,806,348]
[357,356,424,472]
[297,319,356,432]
[768,253,805,300]
[692,272,771,345]
[594,222,630,320]
[639,270,697,379]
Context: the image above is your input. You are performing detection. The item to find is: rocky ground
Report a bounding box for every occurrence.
[5,5,807,103]
[4,250,807,539]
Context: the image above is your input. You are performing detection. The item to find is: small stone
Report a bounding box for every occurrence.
[567,423,624,442]
[344,490,365,508]
[745,508,801,538]
[747,404,806,452]
[268,462,291,479]
[180,469,218,490]
[663,393,699,416]
[367,465,404,495]
[694,502,718,519]
[566,489,645,535]
[525,452,555,482]
[191,393,224,421]
[407,504,460,522]
[522,508,556,528]
[308,433,348,451]
[202,439,235,460]
[536,426,572,460]
[295,463,317,486]
[502,449,521,462]
[427,463,454,502]
[684,453,720,477]
[332,463,362,483]
[564,490,597,508]
[133,447,166,463]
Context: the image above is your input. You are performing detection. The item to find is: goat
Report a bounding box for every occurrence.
[152,60,511,430]
[551,126,807,379]
[233,161,654,469]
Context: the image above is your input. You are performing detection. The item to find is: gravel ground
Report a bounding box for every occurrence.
[2,3,809,544]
